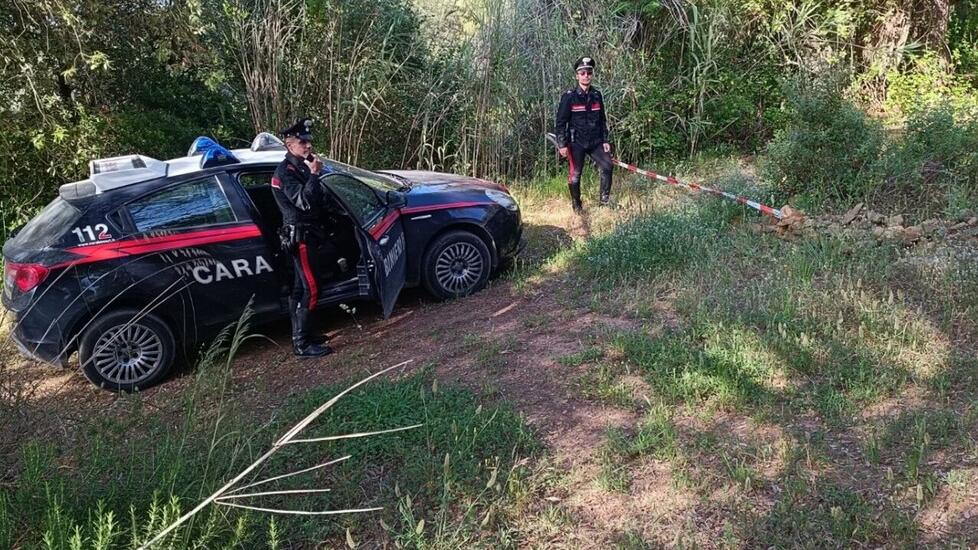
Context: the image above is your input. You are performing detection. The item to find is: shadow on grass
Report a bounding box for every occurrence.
[561,203,978,546]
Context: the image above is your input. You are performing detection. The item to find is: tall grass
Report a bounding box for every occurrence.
[0,308,542,547]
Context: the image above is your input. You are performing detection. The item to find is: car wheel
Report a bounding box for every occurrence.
[78,309,175,392]
[422,230,492,300]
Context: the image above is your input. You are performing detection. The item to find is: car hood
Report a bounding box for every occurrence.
[379,170,508,193]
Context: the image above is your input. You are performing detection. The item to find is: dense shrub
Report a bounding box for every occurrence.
[762,80,885,205]
[875,103,978,218]
[886,53,978,120]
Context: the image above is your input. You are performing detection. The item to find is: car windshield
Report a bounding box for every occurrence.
[324,160,405,192]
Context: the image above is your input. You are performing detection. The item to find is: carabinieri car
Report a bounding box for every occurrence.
[3,133,524,391]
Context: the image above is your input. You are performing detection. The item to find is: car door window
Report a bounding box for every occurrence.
[237,172,273,188]
[322,174,385,226]
[127,176,236,232]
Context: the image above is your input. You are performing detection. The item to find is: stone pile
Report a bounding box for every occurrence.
[761,202,978,247]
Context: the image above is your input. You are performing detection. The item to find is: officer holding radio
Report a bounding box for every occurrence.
[272,118,333,357]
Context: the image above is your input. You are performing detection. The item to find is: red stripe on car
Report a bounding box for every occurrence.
[368,201,492,240]
[369,210,401,240]
[401,201,487,215]
[55,224,263,268]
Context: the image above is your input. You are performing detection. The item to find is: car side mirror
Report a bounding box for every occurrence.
[386,191,406,209]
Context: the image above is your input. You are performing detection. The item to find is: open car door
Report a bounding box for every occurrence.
[321,173,406,318]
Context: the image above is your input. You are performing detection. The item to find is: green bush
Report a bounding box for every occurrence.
[875,103,978,218]
[886,53,978,120]
[762,79,885,206]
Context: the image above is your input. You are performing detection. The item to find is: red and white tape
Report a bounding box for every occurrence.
[613,159,783,220]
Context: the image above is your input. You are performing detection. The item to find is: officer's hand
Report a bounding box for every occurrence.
[602,143,611,154]
[306,156,323,174]
[558,147,568,158]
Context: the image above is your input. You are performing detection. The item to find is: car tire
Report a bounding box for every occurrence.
[78,309,175,392]
[422,230,492,300]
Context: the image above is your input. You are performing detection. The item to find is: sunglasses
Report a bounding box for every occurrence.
[577,69,593,76]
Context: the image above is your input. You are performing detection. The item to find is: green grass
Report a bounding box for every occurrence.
[0,332,542,548]
[573,201,740,287]
[557,346,604,367]
[569,204,963,426]
[576,364,634,409]
[750,478,918,546]
[561,176,977,544]
[596,406,679,493]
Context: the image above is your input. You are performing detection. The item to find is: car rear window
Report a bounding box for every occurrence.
[9,198,81,249]
[128,176,236,232]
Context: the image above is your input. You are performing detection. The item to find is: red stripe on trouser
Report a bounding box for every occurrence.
[298,243,318,311]
[567,152,577,183]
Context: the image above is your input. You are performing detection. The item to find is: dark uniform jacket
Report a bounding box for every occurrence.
[271,152,323,226]
[555,86,609,149]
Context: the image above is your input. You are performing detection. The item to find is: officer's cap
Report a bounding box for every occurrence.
[574,56,596,72]
[280,118,313,141]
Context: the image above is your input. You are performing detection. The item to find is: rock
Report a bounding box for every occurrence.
[883,226,905,241]
[959,227,978,239]
[841,203,863,225]
[886,214,905,227]
[867,210,885,224]
[776,205,806,231]
[903,225,923,244]
[951,222,969,231]
[969,217,978,226]
[921,219,940,235]
[872,226,885,239]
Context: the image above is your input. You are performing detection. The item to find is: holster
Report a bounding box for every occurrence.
[278,224,300,253]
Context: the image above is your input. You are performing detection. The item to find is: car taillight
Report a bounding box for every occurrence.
[4,262,50,293]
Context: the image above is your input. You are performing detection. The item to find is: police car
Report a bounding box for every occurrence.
[3,133,524,391]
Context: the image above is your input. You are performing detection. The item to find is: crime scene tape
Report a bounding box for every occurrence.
[544,133,783,220]
[612,160,783,220]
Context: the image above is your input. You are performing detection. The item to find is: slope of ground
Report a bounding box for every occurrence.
[2,161,976,548]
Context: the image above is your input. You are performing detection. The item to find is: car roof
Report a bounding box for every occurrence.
[165,148,285,178]
[62,138,363,204]
[61,149,288,199]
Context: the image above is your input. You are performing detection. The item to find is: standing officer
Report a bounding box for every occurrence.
[555,56,613,213]
[272,118,333,357]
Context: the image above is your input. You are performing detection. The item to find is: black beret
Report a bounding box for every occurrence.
[574,56,596,72]
[280,118,313,140]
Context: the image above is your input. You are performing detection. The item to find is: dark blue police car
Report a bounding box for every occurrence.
[3,134,523,391]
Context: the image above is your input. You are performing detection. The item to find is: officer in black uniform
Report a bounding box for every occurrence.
[272,118,333,357]
[555,56,613,213]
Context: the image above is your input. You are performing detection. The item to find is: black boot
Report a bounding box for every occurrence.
[289,298,326,345]
[291,305,332,358]
[599,170,612,206]
[569,182,583,213]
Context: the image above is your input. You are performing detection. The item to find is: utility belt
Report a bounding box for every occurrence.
[569,128,603,146]
[278,223,324,253]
